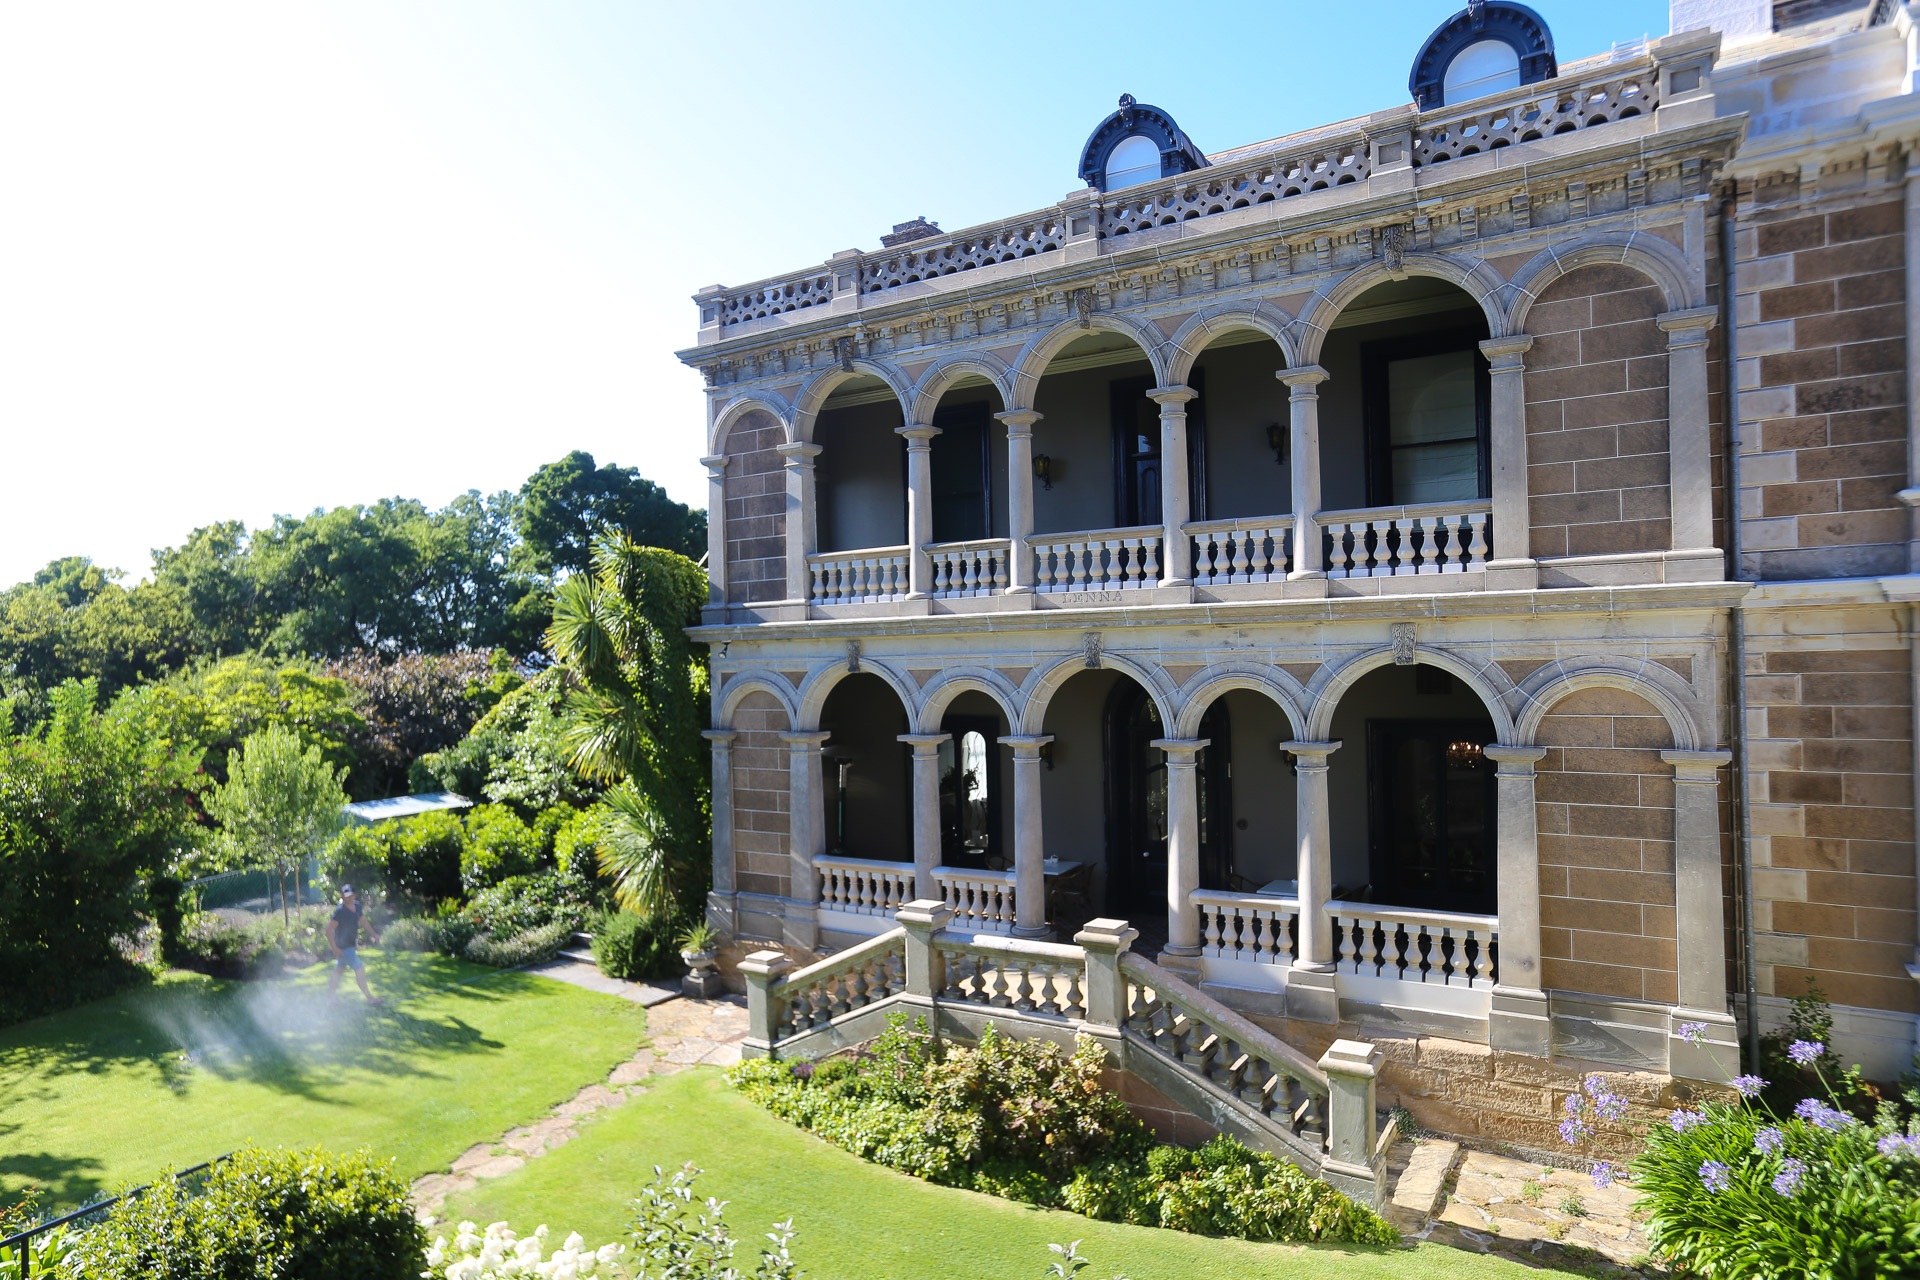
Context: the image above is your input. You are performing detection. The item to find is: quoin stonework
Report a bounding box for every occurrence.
[679,0,1920,1148]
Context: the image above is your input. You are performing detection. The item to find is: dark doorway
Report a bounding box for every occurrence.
[938,715,1002,869]
[1103,684,1231,917]
[1111,373,1207,528]
[1365,720,1497,914]
[930,401,992,543]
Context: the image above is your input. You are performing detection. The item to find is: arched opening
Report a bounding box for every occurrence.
[1105,135,1162,190]
[1327,663,1499,914]
[814,376,906,554]
[925,378,1009,545]
[1031,331,1166,538]
[1444,39,1521,104]
[935,690,1013,870]
[818,673,911,862]
[1186,330,1290,521]
[1317,277,1492,514]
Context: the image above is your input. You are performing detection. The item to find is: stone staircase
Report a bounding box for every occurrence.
[555,930,595,965]
[737,901,1392,1207]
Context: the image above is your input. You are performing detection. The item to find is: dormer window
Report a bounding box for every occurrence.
[1442,39,1522,104]
[1104,136,1163,191]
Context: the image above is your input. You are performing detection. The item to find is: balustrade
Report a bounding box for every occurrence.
[927,538,1010,598]
[1031,526,1162,592]
[808,548,910,603]
[933,867,1017,934]
[1319,503,1489,577]
[1187,518,1293,586]
[1325,901,1498,988]
[936,936,1087,1018]
[767,934,907,1039]
[1191,890,1298,966]
[815,856,913,918]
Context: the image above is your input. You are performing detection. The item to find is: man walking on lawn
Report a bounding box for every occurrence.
[328,884,384,1004]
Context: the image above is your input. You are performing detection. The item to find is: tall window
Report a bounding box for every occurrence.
[1104,136,1161,190]
[1361,329,1489,507]
[1442,39,1521,104]
[930,402,991,542]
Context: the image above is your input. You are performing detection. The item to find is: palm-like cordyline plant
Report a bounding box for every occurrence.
[546,535,709,917]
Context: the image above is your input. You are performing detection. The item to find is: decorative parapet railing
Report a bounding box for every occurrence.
[932,866,1017,934]
[764,930,908,1039]
[1325,900,1499,989]
[1318,501,1490,577]
[936,933,1087,1018]
[927,538,1010,598]
[1187,516,1294,586]
[1031,525,1162,593]
[1192,889,1299,966]
[815,855,914,919]
[808,547,909,603]
[702,44,1679,331]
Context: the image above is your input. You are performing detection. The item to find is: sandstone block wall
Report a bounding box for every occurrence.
[730,691,792,899]
[724,411,788,605]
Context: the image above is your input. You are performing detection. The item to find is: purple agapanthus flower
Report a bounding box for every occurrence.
[1877,1133,1920,1160]
[1670,1109,1707,1133]
[1787,1040,1824,1066]
[1560,1116,1590,1145]
[1564,1092,1583,1116]
[1585,1074,1607,1094]
[1793,1098,1852,1130]
[1771,1158,1806,1197]
[1700,1160,1732,1193]
[1753,1126,1785,1156]
[1732,1074,1765,1098]
[1593,1091,1629,1122]
[1591,1162,1615,1190]
[1678,1021,1709,1047]
[789,1061,815,1081]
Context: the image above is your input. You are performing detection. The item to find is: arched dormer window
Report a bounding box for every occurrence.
[1409,1,1556,111]
[1077,94,1208,193]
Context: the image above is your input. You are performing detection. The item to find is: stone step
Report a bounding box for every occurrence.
[1386,1137,1461,1230]
[557,948,595,964]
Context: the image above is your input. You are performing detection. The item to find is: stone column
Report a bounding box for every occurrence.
[780,729,832,949]
[1318,1040,1386,1208]
[700,454,728,607]
[1281,740,1341,1022]
[775,441,823,606]
[1663,748,1738,1082]
[1148,386,1197,587]
[1003,735,1054,938]
[1477,336,1534,568]
[1152,737,1209,957]
[899,732,950,900]
[1904,173,1920,570]
[997,409,1042,593]
[703,729,738,898]
[1278,367,1328,578]
[897,424,939,598]
[1656,308,1720,556]
[1483,744,1551,1055]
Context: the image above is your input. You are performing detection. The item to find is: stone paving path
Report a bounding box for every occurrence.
[411,993,749,1220]
[524,955,682,1007]
[1385,1135,1656,1274]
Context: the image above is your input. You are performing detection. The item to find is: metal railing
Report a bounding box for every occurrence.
[1,1153,235,1277]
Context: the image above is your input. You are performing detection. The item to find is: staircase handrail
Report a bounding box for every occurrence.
[1119,951,1330,1095]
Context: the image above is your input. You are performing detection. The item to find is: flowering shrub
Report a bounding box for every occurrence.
[626,1164,800,1280]
[422,1221,624,1279]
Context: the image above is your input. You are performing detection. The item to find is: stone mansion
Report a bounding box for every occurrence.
[679,0,1920,1134]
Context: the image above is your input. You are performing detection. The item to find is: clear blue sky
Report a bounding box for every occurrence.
[0,0,1673,587]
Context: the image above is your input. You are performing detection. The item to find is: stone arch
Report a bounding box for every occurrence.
[1504,231,1700,333]
[1018,650,1176,736]
[1305,645,1519,742]
[908,352,1017,424]
[1514,658,1707,751]
[1171,663,1308,739]
[1008,313,1172,409]
[710,393,795,457]
[914,667,1023,733]
[716,672,800,727]
[1291,253,1511,365]
[1163,302,1302,385]
[791,359,917,443]
[795,659,919,732]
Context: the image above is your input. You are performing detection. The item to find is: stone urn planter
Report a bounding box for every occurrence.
[680,947,724,998]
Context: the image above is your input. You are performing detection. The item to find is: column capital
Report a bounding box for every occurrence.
[1656,306,1719,345]
[775,441,824,464]
[896,423,940,443]
[1661,747,1733,781]
[1149,737,1210,760]
[1277,364,1329,390]
[1001,734,1054,760]
[898,732,950,752]
[994,408,1043,430]
[702,728,738,746]
[1483,743,1548,773]
[700,454,728,475]
[780,729,834,750]
[1280,739,1342,759]
[1478,334,1534,366]
[1147,384,1197,406]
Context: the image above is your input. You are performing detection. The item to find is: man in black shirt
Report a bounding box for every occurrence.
[327,884,383,1004]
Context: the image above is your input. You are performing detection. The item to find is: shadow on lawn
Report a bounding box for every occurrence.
[0,1149,107,1214]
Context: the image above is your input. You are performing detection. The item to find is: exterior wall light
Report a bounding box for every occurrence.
[1034,453,1054,490]
[1266,422,1287,466]
[1039,740,1055,770]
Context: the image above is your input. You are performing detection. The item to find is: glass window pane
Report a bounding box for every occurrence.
[1106,136,1161,190]
[1444,39,1521,104]
[1392,440,1480,505]
[1388,352,1476,446]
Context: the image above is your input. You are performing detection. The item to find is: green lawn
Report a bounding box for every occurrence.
[445,1069,1587,1280]
[0,952,646,1210]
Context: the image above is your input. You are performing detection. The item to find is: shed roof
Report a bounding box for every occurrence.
[342,792,473,824]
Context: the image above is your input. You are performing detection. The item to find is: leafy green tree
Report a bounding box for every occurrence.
[151,520,258,655]
[546,536,708,915]
[156,653,363,783]
[326,649,501,800]
[0,559,197,719]
[517,451,706,578]
[206,724,349,924]
[410,669,594,813]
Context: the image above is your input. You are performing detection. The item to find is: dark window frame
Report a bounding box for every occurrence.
[1359,326,1490,509]
[929,400,994,543]
[1364,717,1499,915]
[937,714,1003,869]
[1109,371,1207,529]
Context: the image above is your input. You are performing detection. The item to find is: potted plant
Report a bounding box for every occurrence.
[676,921,724,998]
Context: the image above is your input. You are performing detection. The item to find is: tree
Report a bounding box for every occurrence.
[156,653,363,784]
[0,560,197,721]
[546,536,709,916]
[326,649,501,800]
[205,723,349,923]
[517,451,707,578]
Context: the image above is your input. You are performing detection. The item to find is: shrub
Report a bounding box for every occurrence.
[423,1221,624,1279]
[624,1163,801,1280]
[589,909,682,981]
[462,919,575,968]
[318,823,393,898]
[551,804,604,879]
[389,811,464,903]
[378,916,444,953]
[148,875,188,965]
[444,870,589,968]
[460,804,542,892]
[174,905,339,978]
[75,1146,425,1280]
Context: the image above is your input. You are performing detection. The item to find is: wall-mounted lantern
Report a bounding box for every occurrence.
[1034,453,1055,490]
[1265,422,1287,467]
[1039,740,1055,770]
